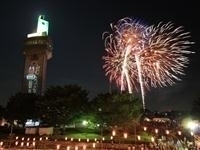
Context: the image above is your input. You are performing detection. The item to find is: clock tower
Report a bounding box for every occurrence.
[21,15,53,95]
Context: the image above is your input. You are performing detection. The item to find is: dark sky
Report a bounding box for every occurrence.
[0,0,199,111]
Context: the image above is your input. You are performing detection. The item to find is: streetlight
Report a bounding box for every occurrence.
[123,133,128,139]
[178,131,182,136]
[186,121,198,131]
[151,137,155,142]
[82,120,88,126]
[165,130,169,135]
[112,130,116,136]
[112,130,116,145]
[185,120,198,149]
[124,132,128,143]
[155,128,158,134]
[137,135,141,141]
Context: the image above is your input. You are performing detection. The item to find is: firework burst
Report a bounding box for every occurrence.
[102,17,194,110]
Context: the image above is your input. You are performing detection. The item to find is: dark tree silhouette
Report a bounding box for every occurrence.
[6,92,41,125]
[37,84,89,126]
[90,91,143,132]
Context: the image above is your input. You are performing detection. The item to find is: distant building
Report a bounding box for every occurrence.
[21,15,53,95]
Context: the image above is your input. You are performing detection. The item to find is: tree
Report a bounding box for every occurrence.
[6,92,41,125]
[90,91,143,132]
[37,84,89,126]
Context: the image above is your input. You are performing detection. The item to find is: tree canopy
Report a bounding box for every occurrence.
[37,84,89,126]
[6,92,40,124]
[5,84,143,130]
[90,91,143,131]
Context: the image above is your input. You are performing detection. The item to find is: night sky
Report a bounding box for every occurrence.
[0,0,199,111]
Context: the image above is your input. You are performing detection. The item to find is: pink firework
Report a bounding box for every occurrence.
[102,17,194,110]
